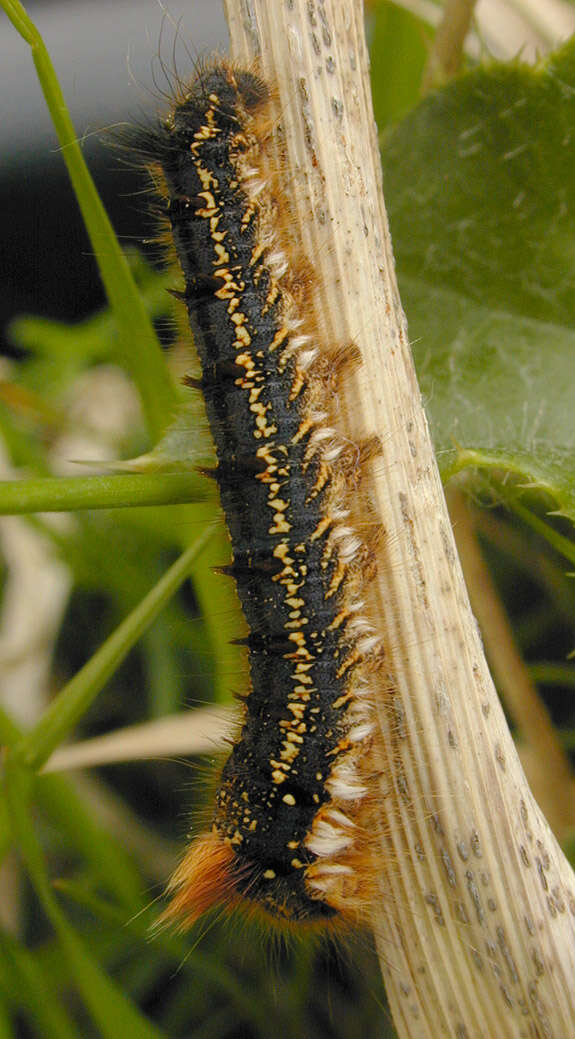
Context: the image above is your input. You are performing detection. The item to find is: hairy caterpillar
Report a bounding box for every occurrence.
[133,62,382,927]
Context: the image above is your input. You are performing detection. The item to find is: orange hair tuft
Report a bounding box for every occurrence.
[160,831,238,929]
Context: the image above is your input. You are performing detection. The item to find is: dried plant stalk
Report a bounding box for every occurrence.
[223,0,575,1035]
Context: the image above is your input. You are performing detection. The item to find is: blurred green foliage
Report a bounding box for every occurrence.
[1,0,574,1036]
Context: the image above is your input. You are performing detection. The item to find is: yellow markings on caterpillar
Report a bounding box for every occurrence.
[307,461,330,499]
[291,671,313,687]
[214,242,231,265]
[249,400,278,440]
[287,702,306,720]
[279,741,300,765]
[289,369,306,402]
[325,561,346,598]
[193,158,218,191]
[241,201,257,228]
[336,650,361,679]
[235,351,256,374]
[332,691,353,710]
[269,327,290,352]
[328,609,349,631]
[284,617,309,632]
[291,417,315,444]
[287,630,307,648]
[267,494,289,513]
[263,283,280,313]
[268,515,291,535]
[284,730,305,744]
[214,270,245,300]
[194,190,218,217]
[311,516,333,541]
[327,737,352,758]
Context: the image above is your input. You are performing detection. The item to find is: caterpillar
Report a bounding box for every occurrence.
[134,61,382,927]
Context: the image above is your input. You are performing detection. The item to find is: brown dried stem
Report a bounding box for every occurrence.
[423,0,478,88]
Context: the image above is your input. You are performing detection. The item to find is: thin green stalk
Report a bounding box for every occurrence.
[0,999,12,1039]
[449,450,575,564]
[0,701,143,907]
[4,759,163,1039]
[0,792,12,868]
[528,663,575,688]
[0,932,78,1039]
[14,527,215,772]
[0,706,20,746]
[0,0,177,441]
[38,773,145,909]
[0,472,207,514]
[510,496,575,568]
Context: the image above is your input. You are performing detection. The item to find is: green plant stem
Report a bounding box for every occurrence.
[0,704,143,908]
[0,0,177,441]
[528,663,575,688]
[0,473,208,514]
[0,706,20,747]
[0,931,78,1039]
[14,528,215,771]
[510,496,575,568]
[450,454,575,565]
[4,759,163,1039]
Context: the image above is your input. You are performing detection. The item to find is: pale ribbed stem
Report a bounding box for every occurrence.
[223,1,575,1035]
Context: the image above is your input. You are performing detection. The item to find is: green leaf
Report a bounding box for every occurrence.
[0,702,144,908]
[0,932,77,1039]
[4,758,163,1039]
[383,38,575,523]
[38,773,145,910]
[53,883,284,1037]
[14,528,216,771]
[137,398,217,473]
[0,997,12,1039]
[370,1,429,128]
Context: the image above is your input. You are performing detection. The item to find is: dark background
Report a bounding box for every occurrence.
[1,0,228,353]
